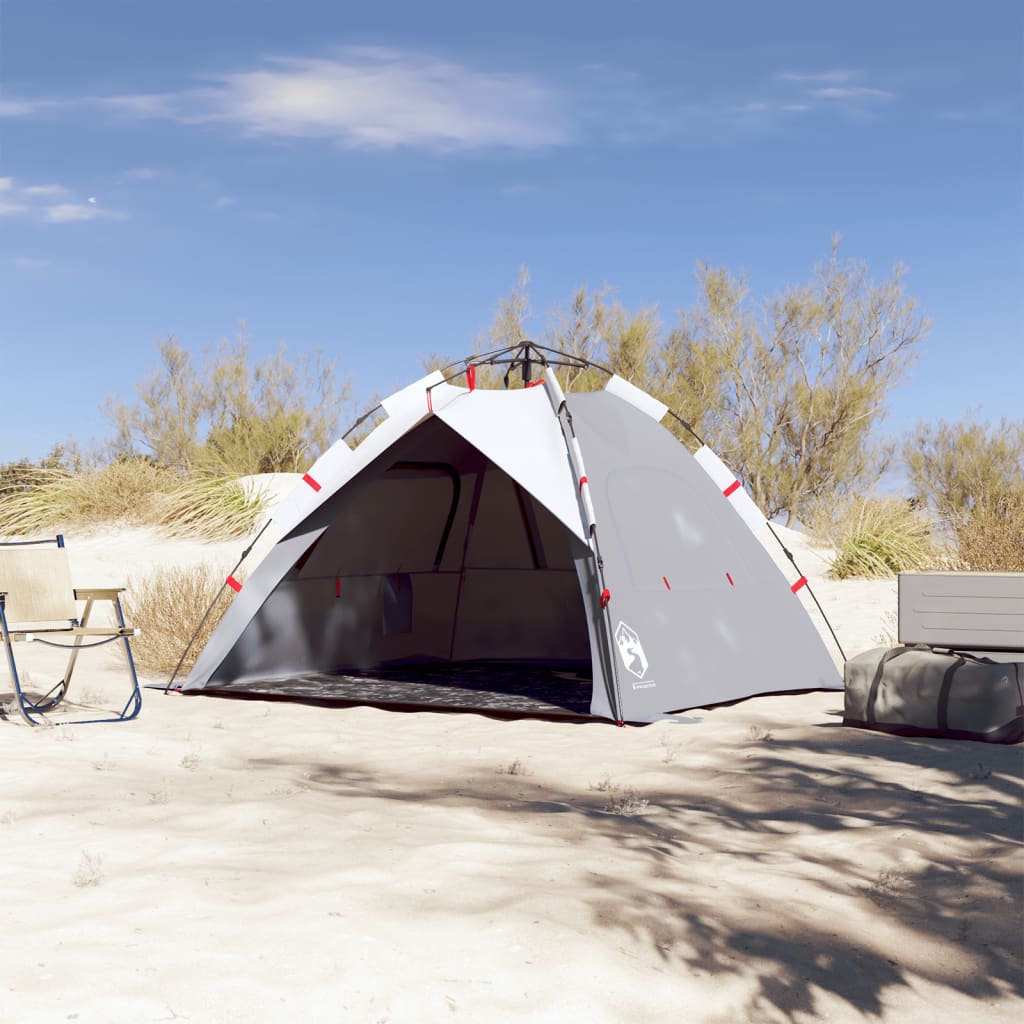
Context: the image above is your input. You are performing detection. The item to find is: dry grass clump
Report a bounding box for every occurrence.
[159,474,267,540]
[0,461,174,536]
[822,497,942,579]
[123,563,238,676]
[953,492,1024,572]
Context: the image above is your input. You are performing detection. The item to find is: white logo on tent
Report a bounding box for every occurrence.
[614,621,649,679]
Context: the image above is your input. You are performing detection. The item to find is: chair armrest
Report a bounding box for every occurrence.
[74,587,126,600]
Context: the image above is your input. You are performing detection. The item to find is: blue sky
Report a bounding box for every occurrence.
[1,0,1021,469]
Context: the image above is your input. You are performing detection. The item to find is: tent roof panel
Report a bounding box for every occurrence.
[436,387,586,541]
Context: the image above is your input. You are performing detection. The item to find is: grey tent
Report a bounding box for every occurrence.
[180,348,841,723]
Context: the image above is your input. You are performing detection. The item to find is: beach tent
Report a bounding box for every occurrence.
[180,345,841,723]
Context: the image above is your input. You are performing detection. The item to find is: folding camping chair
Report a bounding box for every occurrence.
[0,535,142,726]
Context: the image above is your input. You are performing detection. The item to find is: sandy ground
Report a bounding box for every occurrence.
[1,499,1021,1023]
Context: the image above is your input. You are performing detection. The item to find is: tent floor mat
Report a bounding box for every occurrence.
[185,663,595,718]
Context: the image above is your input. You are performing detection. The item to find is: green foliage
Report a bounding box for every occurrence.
[441,243,929,527]
[663,241,930,524]
[903,416,1024,518]
[825,497,941,579]
[106,330,350,475]
[105,338,204,471]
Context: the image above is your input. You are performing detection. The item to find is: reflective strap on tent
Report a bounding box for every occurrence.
[567,437,597,533]
[604,374,668,422]
[692,445,766,531]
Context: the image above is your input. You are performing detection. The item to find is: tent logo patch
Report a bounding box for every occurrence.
[614,621,650,681]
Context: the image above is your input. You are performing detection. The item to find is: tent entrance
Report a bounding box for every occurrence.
[203,418,595,715]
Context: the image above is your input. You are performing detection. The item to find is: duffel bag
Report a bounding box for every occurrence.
[844,646,1023,744]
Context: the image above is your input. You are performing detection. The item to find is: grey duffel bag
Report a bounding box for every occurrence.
[844,646,1024,744]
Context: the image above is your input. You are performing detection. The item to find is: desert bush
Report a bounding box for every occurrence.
[903,416,1024,518]
[825,497,942,579]
[953,491,1024,572]
[159,473,267,540]
[0,459,175,536]
[106,333,350,475]
[124,563,238,675]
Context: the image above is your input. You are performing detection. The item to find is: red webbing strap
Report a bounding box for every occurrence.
[600,588,611,608]
[723,479,741,497]
[466,365,476,391]
[226,576,243,593]
[790,576,808,594]
[303,472,322,492]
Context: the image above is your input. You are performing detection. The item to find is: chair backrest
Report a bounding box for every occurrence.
[0,545,78,625]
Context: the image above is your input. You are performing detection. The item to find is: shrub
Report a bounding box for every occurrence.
[159,473,267,541]
[0,460,174,537]
[825,497,942,579]
[124,563,238,676]
[953,492,1024,572]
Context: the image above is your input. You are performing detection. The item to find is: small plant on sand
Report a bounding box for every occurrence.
[123,564,238,676]
[823,496,941,579]
[588,774,615,793]
[747,725,774,742]
[72,851,105,888]
[179,745,201,771]
[605,788,650,817]
[866,867,908,904]
[158,471,267,541]
[873,610,899,647]
[496,759,530,776]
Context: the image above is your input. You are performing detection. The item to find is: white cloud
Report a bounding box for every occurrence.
[21,183,70,198]
[105,49,573,150]
[811,86,893,101]
[778,70,856,84]
[0,97,43,117]
[213,195,237,209]
[43,202,119,223]
[0,177,125,223]
[13,257,50,269]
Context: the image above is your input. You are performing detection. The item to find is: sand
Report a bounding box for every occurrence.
[1,500,1021,1023]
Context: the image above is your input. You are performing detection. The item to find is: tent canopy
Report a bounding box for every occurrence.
[182,348,841,723]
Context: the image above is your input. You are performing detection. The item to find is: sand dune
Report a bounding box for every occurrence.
[1,502,1020,1023]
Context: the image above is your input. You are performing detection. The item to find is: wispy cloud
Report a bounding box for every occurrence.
[734,68,896,123]
[0,199,29,217]
[102,48,572,150]
[777,70,857,84]
[117,166,160,182]
[21,183,71,198]
[810,86,894,101]
[13,256,51,269]
[213,195,237,209]
[0,178,125,223]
